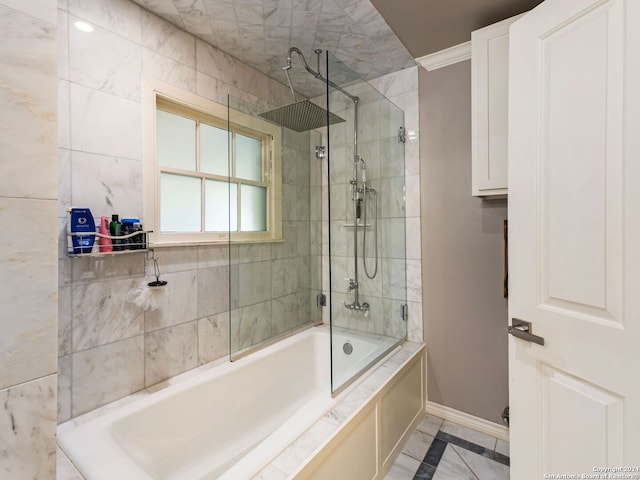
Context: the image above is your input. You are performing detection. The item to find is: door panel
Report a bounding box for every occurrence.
[541,0,624,319]
[541,364,624,471]
[508,0,640,476]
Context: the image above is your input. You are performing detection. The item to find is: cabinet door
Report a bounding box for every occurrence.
[471,14,523,197]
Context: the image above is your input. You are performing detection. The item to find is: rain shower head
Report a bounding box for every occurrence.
[259,99,345,133]
[258,47,348,133]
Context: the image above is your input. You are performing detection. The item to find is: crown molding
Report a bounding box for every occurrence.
[415,41,471,71]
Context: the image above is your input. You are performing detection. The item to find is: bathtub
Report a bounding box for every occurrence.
[58,326,398,480]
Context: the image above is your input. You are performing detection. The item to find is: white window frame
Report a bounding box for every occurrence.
[142,76,282,246]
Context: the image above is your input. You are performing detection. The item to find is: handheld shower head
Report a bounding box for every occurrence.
[361,159,367,183]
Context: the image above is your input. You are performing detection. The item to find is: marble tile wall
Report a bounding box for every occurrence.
[367,66,423,344]
[57,0,319,421]
[325,66,423,344]
[0,0,59,477]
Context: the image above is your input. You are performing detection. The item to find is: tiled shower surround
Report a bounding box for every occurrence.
[57,0,422,424]
[0,0,58,477]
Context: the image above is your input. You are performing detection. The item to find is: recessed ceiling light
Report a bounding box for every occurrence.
[73,21,94,33]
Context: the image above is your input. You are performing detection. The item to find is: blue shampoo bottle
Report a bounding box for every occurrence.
[70,208,96,254]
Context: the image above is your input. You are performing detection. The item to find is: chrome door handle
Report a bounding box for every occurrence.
[508,318,545,346]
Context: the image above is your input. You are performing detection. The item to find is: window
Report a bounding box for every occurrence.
[143,77,282,245]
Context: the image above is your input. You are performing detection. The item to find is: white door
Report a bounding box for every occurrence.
[508,0,640,477]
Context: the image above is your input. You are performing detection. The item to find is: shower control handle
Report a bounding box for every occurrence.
[508,318,545,346]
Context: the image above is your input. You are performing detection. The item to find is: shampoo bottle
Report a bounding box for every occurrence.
[70,208,96,254]
[99,216,112,252]
[110,214,122,251]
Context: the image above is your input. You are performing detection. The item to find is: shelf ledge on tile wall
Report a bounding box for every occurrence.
[66,230,152,258]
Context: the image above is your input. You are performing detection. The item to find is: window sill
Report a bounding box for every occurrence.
[149,238,284,248]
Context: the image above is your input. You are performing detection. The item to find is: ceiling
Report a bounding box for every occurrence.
[132,0,543,98]
[370,0,544,58]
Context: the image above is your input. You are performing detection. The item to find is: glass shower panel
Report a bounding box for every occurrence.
[205,179,236,232]
[326,52,407,393]
[228,95,323,360]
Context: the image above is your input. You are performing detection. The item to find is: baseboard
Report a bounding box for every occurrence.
[425,401,509,442]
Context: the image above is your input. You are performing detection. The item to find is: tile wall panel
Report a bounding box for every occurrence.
[0,375,57,478]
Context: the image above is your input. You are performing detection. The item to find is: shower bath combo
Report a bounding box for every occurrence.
[260,47,379,314]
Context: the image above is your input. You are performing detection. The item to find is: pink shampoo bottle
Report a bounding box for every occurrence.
[99,216,113,252]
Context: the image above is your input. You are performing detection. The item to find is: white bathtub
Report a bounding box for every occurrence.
[331,328,399,391]
[58,327,393,480]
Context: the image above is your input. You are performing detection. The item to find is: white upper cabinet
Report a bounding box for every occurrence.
[471,13,524,197]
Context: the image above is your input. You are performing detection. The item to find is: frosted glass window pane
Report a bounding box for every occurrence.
[241,185,267,231]
[236,134,262,181]
[156,110,196,170]
[201,123,229,176]
[160,173,201,232]
[205,180,237,232]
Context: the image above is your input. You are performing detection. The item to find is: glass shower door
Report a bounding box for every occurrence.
[226,95,323,360]
[325,52,407,393]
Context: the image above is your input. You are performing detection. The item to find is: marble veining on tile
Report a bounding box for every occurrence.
[141,9,195,67]
[0,198,58,390]
[432,444,478,480]
[0,5,57,200]
[439,421,497,451]
[69,83,142,161]
[403,429,436,462]
[0,375,57,479]
[386,453,422,480]
[129,0,415,99]
[145,321,198,386]
[385,415,510,480]
[143,47,196,91]
[271,418,336,475]
[69,15,142,100]
[72,336,144,416]
[415,414,444,438]
[57,355,72,423]
[70,151,143,220]
[145,270,198,331]
[453,444,510,479]
[197,312,229,364]
[71,278,144,351]
[230,301,273,351]
[68,0,143,43]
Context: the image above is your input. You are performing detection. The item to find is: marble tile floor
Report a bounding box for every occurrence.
[385,415,510,480]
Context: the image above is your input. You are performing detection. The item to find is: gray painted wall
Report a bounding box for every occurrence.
[419,62,509,425]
